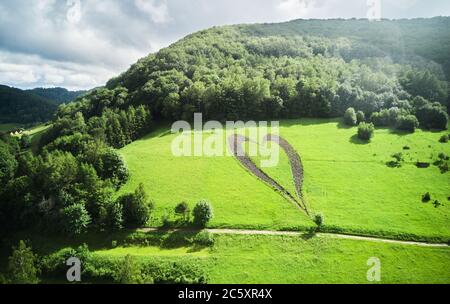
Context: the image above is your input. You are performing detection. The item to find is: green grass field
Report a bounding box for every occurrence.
[92,233,450,284]
[119,119,450,242]
[6,231,447,284]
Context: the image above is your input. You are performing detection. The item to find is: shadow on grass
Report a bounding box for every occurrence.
[301,228,318,240]
[336,120,355,130]
[349,135,370,145]
[1,228,211,257]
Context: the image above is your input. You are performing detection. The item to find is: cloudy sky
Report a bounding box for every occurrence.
[0,0,449,90]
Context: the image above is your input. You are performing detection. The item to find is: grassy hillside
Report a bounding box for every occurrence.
[94,234,450,284]
[119,119,450,241]
[7,231,448,284]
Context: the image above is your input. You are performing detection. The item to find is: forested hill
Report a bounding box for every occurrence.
[26,87,87,105]
[51,17,449,149]
[0,85,58,124]
[241,17,450,77]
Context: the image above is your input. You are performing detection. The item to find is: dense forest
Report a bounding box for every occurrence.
[1,18,449,239]
[26,87,87,105]
[0,85,58,124]
[0,86,86,125]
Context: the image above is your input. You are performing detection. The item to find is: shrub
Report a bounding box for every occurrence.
[141,261,208,284]
[370,109,389,127]
[344,108,357,126]
[392,153,404,163]
[438,153,449,161]
[357,122,375,141]
[356,111,365,124]
[193,231,215,246]
[314,213,324,227]
[175,202,190,222]
[8,240,40,284]
[107,201,124,231]
[416,103,448,130]
[119,183,154,228]
[99,148,130,188]
[396,115,419,132]
[60,203,91,236]
[192,200,213,228]
[439,134,449,143]
[113,255,145,284]
[422,192,431,203]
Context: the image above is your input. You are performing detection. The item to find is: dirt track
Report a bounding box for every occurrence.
[137,228,449,248]
[228,134,309,214]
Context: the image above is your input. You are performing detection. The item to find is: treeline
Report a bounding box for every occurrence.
[26,87,87,105]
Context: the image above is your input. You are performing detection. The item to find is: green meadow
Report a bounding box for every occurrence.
[93,233,450,284]
[119,119,450,242]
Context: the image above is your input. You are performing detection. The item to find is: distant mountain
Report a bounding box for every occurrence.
[26,87,87,104]
[0,85,58,124]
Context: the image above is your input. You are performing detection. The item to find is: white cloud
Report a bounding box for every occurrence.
[134,0,171,24]
[0,0,448,90]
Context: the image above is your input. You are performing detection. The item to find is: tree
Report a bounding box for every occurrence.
[357,122,375,141]
[20,134,31,149]
[175,202,190,222]
[120,183,153,228]
[99,148,129,188]
[396,115,419,132]
[314,213,324,228]
[107,201,124,231]
[344,108,357,126]
[356,111,366,124]
[0,143,17,186]
[8,241,39,284]
[60,203,91,236]
[192,200,213,228]
[416,102,448,130]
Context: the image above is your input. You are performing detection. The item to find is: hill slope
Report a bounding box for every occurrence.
[0,85,58,124]
[26,87,87,105]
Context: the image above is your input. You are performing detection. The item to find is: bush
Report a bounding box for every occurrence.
[416,103,448,130]
[356,111,365,124]
[314,214,324,227]
[8,240,40,284]
[344,108,357,126]
[107,201,124,231]
[192,231,215,246]
[192,200,213,228]
[357,122,375,141]
[60,203,91,236]
[175,202,190,222]
[99,148,130,188]
[113,255,146,284]
[370,109,389,127]
[396,115,419,132]
[422,192,431,203]
[119,183,154,228]
[439,134,449,143]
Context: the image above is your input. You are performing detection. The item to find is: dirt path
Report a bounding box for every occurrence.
[207,229,449,247]
[228,134,307,213]
[138,228,449,248]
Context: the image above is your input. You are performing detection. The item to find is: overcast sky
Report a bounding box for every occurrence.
[0,0,449,91]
